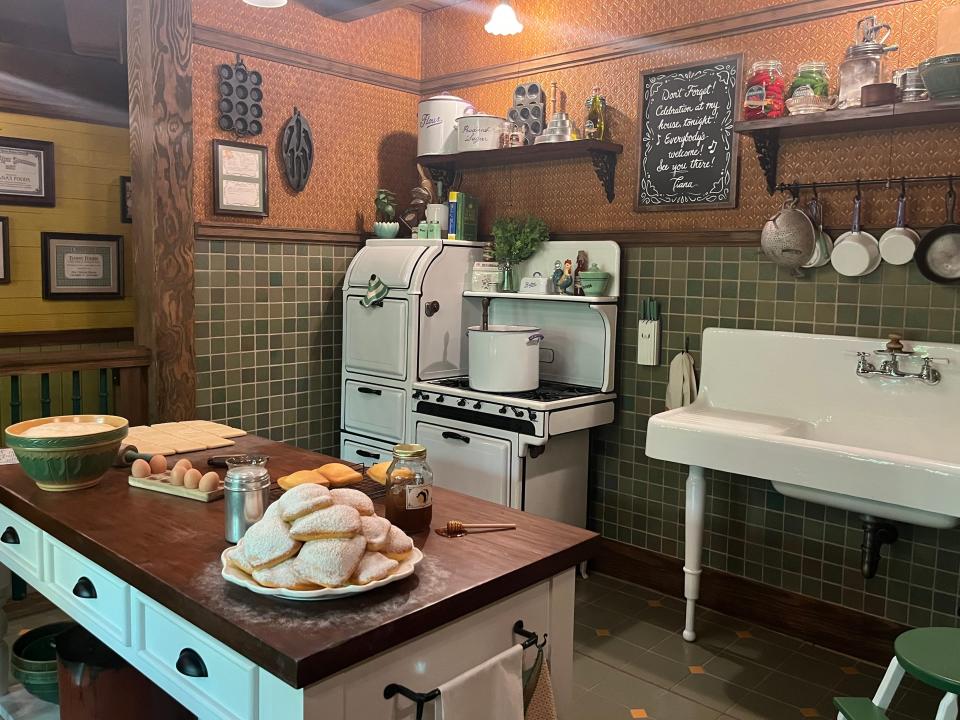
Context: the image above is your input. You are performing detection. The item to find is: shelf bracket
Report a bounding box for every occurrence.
[424,166,458,193]
[589,149,617,203]
[751,130,780,195]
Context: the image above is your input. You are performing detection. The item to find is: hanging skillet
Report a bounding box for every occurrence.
[915,181,960,285]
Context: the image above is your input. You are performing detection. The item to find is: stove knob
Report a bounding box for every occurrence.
[512,408,523,417]
[457,399,466,407]
[436,395,445,403]
[412,391,423,400]
[421,393,430,401]
[499,406,507,414]
[528,410,538,421]
[473,401,482,410]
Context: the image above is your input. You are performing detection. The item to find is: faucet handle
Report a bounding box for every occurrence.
[920,356,942,385]
[856,351,875,374]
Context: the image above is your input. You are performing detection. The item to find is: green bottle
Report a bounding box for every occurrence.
[584,86,606,141]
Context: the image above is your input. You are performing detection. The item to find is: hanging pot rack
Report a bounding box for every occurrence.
[776,174,958,197]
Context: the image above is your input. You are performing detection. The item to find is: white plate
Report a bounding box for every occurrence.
[220,547,423,601]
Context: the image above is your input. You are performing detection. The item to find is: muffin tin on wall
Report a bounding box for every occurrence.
[217,56,264,137]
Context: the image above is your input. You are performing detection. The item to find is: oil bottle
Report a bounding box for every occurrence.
[584,86,607,141]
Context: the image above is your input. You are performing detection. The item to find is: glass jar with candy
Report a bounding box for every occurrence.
[743,60,786,119]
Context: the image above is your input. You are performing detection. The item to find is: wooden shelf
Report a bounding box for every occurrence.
[464,290,618,304]
[734,99,960,193]
[418,140,623,203]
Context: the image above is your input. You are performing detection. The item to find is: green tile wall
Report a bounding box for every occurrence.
[194,239,355,455]
[590,246,960,629]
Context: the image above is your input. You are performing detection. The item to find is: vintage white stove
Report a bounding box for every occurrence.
[340,238,620,527]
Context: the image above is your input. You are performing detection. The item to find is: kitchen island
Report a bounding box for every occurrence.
[0,434,596,719]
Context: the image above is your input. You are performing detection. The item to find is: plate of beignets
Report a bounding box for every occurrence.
[220,482,422,600]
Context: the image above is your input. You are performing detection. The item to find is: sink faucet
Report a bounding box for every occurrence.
[855,334,941,385]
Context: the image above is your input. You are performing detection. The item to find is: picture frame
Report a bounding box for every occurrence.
[0,217,9,284]
[41,232,123,300]
[0,137,55,207]
[635,55,742,212]
[212,140,268,217]
[120,175,132,224]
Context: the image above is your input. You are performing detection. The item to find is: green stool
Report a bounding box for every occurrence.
[835,627,960,720]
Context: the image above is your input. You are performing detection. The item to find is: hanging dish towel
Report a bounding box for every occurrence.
[360,273,388,308]
[665,351,698,410]
[438,644,524,720]
[523,650,558,720]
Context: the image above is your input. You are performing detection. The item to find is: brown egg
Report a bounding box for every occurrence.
[198,471,220,492]
[173,458,192,472]
[148,454,167,474]
[169,465,186,486]
[183,468,202,489]
[131,459,152,478]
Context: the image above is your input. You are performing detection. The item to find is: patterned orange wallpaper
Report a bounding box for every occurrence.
[194,0,421,78]
[192,47,418,231]
[430,0,960,232]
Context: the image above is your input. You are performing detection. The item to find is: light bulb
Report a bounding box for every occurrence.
[484,2,523,35]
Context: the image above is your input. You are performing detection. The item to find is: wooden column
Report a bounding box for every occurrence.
[126,0,195,421]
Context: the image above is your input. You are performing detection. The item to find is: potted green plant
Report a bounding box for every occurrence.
[490,216,550,292]
[373,189,399,238]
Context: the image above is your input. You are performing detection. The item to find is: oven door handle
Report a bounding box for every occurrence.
[441,431,471,444]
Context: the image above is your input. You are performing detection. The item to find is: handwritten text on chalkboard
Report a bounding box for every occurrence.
[636,56,741,211]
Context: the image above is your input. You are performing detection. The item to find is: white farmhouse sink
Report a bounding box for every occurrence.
[644,328,959,642]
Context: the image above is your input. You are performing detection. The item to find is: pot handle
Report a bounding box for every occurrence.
[527,333,545,345]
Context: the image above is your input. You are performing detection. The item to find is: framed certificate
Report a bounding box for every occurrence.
[213,140,268,217]
[0,217,9,284]
[41,232,123,300]
[0,137,55,207]
[120,175,132,223]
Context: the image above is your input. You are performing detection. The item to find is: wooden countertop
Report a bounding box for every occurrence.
[0,435,598,688]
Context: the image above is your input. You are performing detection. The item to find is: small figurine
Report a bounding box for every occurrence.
[551,260,563,294]
[573,250,588,296]
[557,259,574,295]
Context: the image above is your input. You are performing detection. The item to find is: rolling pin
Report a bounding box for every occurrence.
[112,444,154,467]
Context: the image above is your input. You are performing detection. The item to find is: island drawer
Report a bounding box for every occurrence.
[43,535,131,646]
[0,504,43,586]
[131,590,258,720]
[343,380,406,443]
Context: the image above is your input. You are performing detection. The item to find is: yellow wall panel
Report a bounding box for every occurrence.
[0,112,135,333]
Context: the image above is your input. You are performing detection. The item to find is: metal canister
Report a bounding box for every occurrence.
[224,464,270,543]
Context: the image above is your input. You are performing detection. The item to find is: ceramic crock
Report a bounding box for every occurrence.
[456,114,505,152]
[417,93,474,156]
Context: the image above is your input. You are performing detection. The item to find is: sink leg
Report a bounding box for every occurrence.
[683,466,706,642]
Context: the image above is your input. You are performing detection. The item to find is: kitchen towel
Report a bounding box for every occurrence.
[438,644,524,720]
[524,654,558,720]
[665,351,698,410]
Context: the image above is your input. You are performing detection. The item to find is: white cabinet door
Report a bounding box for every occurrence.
[344,296,408,380]
[415,422,512,506]
[343,381,407,443]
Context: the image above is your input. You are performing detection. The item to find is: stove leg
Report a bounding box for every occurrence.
[683,465,706,642]
[578,561,589,580]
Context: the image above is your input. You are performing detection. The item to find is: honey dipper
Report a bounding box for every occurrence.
[436,520,517,538]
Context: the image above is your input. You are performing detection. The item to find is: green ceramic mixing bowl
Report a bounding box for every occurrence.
[919,54,960,100]
[5,415,128,491]
[11,620,76,704]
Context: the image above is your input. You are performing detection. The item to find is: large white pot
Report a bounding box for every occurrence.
[418,93,474,156]
[467,325,544,392]
[457,114,505,152]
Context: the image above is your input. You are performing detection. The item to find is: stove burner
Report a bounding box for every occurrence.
[425,377,600,402]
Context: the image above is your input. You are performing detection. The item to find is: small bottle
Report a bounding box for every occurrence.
[384,443,433,533]
[584,86,606,141]
[417,220,428,239]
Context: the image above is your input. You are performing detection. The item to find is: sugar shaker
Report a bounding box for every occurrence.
[224,464,271,543]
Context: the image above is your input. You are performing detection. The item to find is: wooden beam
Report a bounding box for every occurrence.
[0,327,134,349]
[0,347,150,376]
[126,0,195,422]
[194,222,363,246]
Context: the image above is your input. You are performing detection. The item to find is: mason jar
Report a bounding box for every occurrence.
[384,444,434,533]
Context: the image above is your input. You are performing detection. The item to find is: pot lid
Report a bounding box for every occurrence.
[422,92,470,103]
[468,324,541,333]
[457,113,504,121]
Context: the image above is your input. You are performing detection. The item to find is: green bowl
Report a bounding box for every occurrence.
[5,415,128,492]
[11,621,75,704]
[578,271,611,296]
[919,54,960,100]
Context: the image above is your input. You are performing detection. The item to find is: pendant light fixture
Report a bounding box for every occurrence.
[484,0,523,35]
[243,0,287,7]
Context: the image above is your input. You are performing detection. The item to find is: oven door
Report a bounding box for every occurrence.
[415,421,514,507]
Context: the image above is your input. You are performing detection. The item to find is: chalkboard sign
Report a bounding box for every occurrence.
[636,55,742,211]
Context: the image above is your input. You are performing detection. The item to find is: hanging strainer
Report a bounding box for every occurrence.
[761,197,816,277]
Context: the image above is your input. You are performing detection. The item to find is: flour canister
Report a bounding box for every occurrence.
[418,93,475,156]
[457,114,505,152]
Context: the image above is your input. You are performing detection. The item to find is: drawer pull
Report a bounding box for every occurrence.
[176,648,208,678]
[356,449,381,460]
[442,431,471,444]
[0,527,19,545]
[357,386,382,396]
[72,576,97,599]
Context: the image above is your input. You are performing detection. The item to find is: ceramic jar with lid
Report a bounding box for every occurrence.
[743,60,786,119]
[838,16,899,109]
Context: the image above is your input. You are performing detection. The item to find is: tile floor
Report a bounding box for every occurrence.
[572,573,946,720]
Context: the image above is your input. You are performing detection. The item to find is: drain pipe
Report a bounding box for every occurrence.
[861,517,898,579]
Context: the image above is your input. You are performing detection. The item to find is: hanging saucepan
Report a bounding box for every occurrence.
[915,183,960,284]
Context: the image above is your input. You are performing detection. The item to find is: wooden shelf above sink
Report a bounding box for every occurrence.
[734,100,960,193]
[417,140,623,203]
